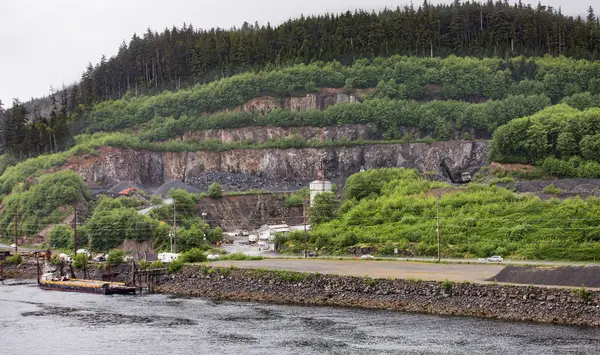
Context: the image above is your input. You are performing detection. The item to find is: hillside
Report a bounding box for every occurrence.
[279,168,600,261]
[1,2,600,260]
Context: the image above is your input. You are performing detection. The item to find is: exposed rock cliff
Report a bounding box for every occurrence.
[183,124,380,143]
[65,140,488,190]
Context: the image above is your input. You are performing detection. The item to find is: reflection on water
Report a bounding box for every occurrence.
[1,280,599,355]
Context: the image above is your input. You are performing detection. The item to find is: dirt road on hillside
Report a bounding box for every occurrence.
[211,259,504,282]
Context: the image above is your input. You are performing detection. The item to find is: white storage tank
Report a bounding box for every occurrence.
[310,180,332,206]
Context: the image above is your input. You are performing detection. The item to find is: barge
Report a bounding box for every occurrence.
[39,276,136,295]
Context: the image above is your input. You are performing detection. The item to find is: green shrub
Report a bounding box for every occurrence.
[72,253,89,270]
[442,279,453,291]
[149,260,164,269]
[167,260,184,273]
[49,225,74,249]
[138,259,151,270]
[276,270,310,283]
[208,182,223,198]
[365,277,377,287]
[150,195,163,206]
[573,286,591,300]
[106,249,125,267]
[542,184,562,194]
[285,194,304,207]
[180,248,208,263]
[6,253,23,265]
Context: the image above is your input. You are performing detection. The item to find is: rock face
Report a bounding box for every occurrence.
[66,140,488,189]
[156,266,600,327]
[183,124,380,143]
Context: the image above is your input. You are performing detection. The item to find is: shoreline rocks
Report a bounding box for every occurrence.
[155,265,600,327]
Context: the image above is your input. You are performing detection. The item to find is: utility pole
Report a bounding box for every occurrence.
[171,203,176,253]
[436,197,441,262]
[14,209,18,254]
[73,204,78,255]
[303,199,308,259]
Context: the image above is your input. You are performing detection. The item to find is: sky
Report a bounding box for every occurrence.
[0,0,594,106]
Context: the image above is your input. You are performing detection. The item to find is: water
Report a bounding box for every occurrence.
[1,281,599,355]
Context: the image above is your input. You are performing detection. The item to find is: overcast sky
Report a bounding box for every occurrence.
[0,0,593,106]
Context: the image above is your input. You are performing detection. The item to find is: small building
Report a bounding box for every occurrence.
[310,180,332,205]
[258,224,291,241]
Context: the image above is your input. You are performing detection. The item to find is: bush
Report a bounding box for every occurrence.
[150,195,163,206]
[442,279,453,291]
[49,225,74,249]
[542,184,562,194]
[106,249,125,267]
[208,182,223,198]
[180,248,207,263]
[573,286,591,300]
[149,260,164,269]
[72,253,89,270]
[285,194,304,207]
[167,260,183,273]
[138,259,151,270]
[6,253,23,265]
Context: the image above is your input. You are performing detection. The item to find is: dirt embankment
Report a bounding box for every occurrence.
[490,265,600,288]
[156,265,600,327]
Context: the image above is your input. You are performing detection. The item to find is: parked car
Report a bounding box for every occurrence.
[307,251,318,257]
[10,243,16,248]
[487,255,503,262]
[93,254,106,262]
[360,254,375,259]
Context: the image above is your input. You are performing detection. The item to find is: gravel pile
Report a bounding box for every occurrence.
[186,172,304,192]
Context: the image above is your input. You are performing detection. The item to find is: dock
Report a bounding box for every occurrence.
[39,278,136,295]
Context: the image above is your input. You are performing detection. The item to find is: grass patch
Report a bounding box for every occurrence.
[220,253,264,261]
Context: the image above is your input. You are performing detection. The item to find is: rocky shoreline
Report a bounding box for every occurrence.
[5,263,599,327]
[155,265,600,327]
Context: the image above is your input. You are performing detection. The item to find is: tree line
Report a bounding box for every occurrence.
[78,1,600,105]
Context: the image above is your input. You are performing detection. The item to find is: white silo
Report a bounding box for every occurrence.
[310,180,332,206]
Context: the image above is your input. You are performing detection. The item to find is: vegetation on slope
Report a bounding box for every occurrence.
[0,170,91,237]
[139,94,550,141]
[84,55,600,134]
[490,105,600,178]
[279,168,600,261]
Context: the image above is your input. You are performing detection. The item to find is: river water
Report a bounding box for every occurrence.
[1,281,599,354]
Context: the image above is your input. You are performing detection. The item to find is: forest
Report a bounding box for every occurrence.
[490,105,600,177]
[47,1,600,106]
[278,168,600,260]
